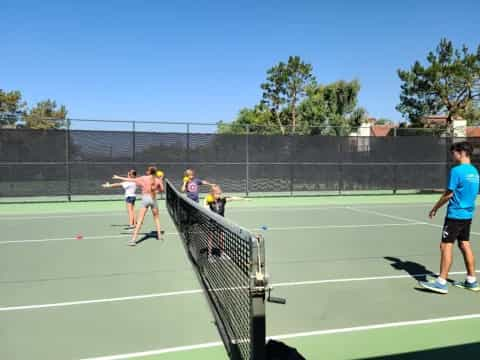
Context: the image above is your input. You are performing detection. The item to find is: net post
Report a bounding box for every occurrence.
[65,118,71,202]
[250,235,266,360]
[246,125,249,197]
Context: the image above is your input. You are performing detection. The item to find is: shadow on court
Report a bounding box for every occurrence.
[358,342,480,359]
[384,256,436,282]
[136,230,165,244]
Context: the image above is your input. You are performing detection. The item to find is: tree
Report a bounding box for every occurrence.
[25,100,68,129]
[218,103,277,134]
[298,80,367,135]
[0,89,26,127]
[375,118,394,125]
[261,56,315,134]
[397,38,480,126]
[462,102,480,125]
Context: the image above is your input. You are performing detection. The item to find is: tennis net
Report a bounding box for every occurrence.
[165,179,267,360]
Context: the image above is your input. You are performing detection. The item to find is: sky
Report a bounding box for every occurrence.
[2,0,479,128]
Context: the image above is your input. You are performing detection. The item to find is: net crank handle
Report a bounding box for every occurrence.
[267,288,286,305]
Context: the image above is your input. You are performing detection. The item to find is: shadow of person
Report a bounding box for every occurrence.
[136,231,159,244]
[384,256,436,282]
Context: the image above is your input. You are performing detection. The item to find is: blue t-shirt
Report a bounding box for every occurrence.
[447,164,479,220]
[186,178,203,202]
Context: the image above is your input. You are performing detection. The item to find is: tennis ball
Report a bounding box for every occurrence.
[206,194,214,203]
[156,170,164,177]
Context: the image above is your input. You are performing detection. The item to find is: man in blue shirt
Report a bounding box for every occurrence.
[419,142,480,294]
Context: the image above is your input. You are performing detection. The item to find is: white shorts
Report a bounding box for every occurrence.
[141,195,158,209]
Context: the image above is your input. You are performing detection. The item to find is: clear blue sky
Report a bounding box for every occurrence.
[2,0,479,126]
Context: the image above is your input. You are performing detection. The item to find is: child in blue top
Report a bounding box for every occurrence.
[420,141,480,294]
[181,169,213,202]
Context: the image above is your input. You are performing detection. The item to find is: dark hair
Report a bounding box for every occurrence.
[146,166,157,175]
[129,169,137,177]
[450,141,473,157]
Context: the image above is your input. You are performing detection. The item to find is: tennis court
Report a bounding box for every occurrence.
[1,193,480,359]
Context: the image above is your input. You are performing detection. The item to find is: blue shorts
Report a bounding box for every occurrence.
[125,196,136,205]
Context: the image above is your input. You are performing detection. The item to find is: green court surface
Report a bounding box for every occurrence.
[1,194,480,359]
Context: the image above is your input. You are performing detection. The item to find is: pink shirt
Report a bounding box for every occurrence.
[135,176,164,196]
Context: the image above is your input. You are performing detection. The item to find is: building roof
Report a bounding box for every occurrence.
[371,125,395,137]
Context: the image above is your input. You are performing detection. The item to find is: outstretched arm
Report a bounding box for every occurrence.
[226,196,250,202]
[429,190,453,218]
[102,182,124,189]
[113,175,143,184]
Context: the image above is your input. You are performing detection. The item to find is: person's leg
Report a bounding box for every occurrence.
[127,202,135,226]
[131,207,148,245]
[151,207,163,240]
[418,219,456,294]
[439,242,454,280]
[458,240,476,277]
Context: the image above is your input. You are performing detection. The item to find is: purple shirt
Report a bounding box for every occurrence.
[186,178,203,202]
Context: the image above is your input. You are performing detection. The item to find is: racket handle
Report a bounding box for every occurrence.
[268,296,286,305]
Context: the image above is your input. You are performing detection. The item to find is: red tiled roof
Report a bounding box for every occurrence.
[371,125,394,137]
[467,127,480,137]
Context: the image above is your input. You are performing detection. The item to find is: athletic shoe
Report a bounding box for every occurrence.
[127,240,137,247]
[157,230,165,240]
[454,280,480,292]
[418,280,448,294]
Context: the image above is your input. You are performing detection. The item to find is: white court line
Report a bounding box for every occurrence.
[0,222,424,245]
[80,313,480,360]
[1,270,477,312]
[263,222,424,232]
[347,207,480,236]
[0,203,431,220]
[0,232,177,245]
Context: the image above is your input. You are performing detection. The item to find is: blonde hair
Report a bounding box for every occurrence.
[184,169,194,177]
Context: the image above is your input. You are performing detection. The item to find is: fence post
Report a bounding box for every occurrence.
[186,123,190,165]
[246,125,249,197]
[132,120,136,163]
[66,118,71,202]
[289,134,294,196]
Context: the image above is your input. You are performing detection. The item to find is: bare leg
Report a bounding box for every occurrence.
[127,203,135,226]
[439,242,454,280]
[152,207,163,240]
[131,207,148,244]
[458,241,476,277]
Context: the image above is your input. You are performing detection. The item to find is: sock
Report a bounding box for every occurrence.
[466,276,477,284]
[437,277,447,285]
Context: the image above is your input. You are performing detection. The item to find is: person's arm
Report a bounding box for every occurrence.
[429,168,457,218]
[102,182,124,189]
[203,196,210,208]
[201,180,216,187]
[113,175,142,184]
[181,177,188,192]
[113,175,130,182]
[157,179,164,193]
[429,190,454,218]
[226,196,250,201]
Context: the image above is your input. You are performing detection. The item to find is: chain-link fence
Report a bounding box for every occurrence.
[1,118,479,201]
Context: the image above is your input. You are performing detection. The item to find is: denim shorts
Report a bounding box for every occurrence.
[125,196,136,205]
